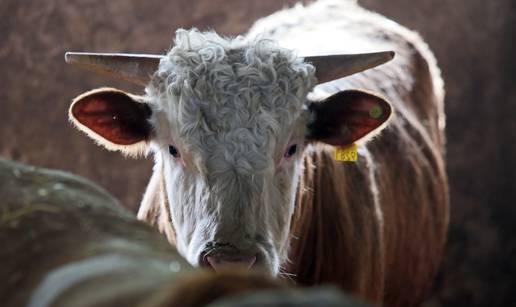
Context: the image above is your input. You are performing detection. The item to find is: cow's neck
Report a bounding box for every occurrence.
[285,145,385,302]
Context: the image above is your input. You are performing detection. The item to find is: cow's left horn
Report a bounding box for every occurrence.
[65,52,162,86]
[304,51,395,84]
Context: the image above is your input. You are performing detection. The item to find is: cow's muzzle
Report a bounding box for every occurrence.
[200,242,259,272]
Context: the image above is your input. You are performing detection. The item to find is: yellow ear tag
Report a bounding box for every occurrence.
[333,143,358,162]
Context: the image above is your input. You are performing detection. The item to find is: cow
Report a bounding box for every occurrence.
[65,1,449,306]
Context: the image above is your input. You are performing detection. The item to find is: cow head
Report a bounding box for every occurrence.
[67,29,392,275]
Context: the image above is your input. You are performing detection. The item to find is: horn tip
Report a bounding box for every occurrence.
[64,52,77,64]
[64,52,90,64]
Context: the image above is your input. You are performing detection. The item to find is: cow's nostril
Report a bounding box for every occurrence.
[206,255,257,272]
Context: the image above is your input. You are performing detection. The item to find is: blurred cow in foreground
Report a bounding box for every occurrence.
[0,158,368,307]
[66,0,449,306]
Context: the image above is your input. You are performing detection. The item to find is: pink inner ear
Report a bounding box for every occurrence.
[307,90,392,146]
[72,91,152,145]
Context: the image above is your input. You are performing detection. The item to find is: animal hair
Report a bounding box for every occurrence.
[146,29,316,160]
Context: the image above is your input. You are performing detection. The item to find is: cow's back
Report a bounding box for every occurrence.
[248,1,449,306]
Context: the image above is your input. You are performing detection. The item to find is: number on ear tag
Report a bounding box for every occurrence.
[333,143,358,162]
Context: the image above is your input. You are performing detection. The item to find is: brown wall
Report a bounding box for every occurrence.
[1,1,514,306]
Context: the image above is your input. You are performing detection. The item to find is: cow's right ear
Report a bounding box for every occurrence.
[69,87,153,156]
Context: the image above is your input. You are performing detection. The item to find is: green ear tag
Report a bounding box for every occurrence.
[333,143,358,162]
[369,105,383,119]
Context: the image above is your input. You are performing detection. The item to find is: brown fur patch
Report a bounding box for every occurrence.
[286,145,385,303]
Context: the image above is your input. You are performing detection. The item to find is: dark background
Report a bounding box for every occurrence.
[1,1,514,306]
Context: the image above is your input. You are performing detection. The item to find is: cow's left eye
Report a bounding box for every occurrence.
[168,145,181,158]
[284,144,298,158]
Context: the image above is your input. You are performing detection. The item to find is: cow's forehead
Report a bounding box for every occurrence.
[146,29,315,150]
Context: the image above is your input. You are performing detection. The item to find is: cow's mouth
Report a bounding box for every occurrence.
[198,242,271,273]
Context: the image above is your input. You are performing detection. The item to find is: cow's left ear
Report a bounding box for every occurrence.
[306,90,392,146]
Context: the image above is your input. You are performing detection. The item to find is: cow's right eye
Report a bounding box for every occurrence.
[284,144,298,158]
[168,145,180,158]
